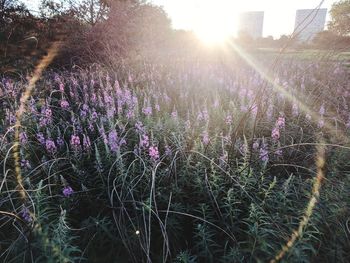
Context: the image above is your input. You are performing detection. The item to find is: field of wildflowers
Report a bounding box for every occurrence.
[1,55,350,262]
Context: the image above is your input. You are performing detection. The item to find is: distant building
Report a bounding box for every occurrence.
[294,9,327,42]
[237,11,264,39]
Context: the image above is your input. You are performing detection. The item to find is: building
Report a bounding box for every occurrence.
[294,9,327,42]
[237,11,264,39]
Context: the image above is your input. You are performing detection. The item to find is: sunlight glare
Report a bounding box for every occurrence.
[192,2,236,45]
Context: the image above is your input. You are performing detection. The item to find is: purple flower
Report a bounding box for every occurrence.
[99,127,108,144]
[271,127,280,141]
[60,100,69,109]
[142,106,152,116]
[239,142,248,156]
[171,110,178,119]
[80,104,89,117]
[91,110,98,121]
[108,130,119,152]
[37,133,45,145]
[197,110,209,122]
[29,98,37,114]
[91,93,97,102]
[19,131,28,144]
[276,116,285,129]
[275,148,283,157]
[259,144,269,162]
[149,146,159,161]
[39,107,52,127]
[80,110,87,118]
[119,138,127,146]
[104,93,113,104]
[70,134,81,150]
[135,121,145,134]
[20,207,32,223]
[139,134,149,148]
[83,134,91,150]
[88,123,94,132]
[45,139,57,154]
[45,108,52,118]
[54,73,60,83]
[21,159,31,169]
[5,109,16,125]
[62,186,74,197]
[59,83,64,92]
[57,137,64,148]
[126,110,135,119]
[106,108,115,118]
[165,145,172,156]
[39,117,49,127]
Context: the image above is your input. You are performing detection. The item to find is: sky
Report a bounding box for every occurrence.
[22,0,338,38]
[153,0,337,38]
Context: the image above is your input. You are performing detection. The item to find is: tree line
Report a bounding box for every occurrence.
[0,0,349,71]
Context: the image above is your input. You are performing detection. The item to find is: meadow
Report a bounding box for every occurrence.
[1,53,350,262]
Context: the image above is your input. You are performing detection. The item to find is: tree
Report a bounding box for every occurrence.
[277,35,289,46]
[0,0,27,29]
[0,0,33,50]
[0,0,24,16]
[101,1,171,57]
[68,0,109,25]
[53,0,173,66]
[39,0,66,18]
[39,0,109,25]
[328,0,350,36]
[313,30,350,49]
[313,30,338,48]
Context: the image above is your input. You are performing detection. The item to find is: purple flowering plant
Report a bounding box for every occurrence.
[1,57,349,262]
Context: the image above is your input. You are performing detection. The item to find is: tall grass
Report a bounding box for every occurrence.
[0,54,349,262]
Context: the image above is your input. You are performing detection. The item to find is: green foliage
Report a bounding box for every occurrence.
[1,58,350,262]
[30,181,82,262]
[328,0,350,36]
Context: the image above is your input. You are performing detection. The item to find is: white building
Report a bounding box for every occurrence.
[294,9,327,42]
[237,11,264,39]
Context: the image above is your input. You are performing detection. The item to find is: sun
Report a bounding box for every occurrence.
[194,19,232,45]
[192,3,235,45]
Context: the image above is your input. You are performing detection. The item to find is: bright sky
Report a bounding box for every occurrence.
[153,0,337,38]
[22,0,338,38]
